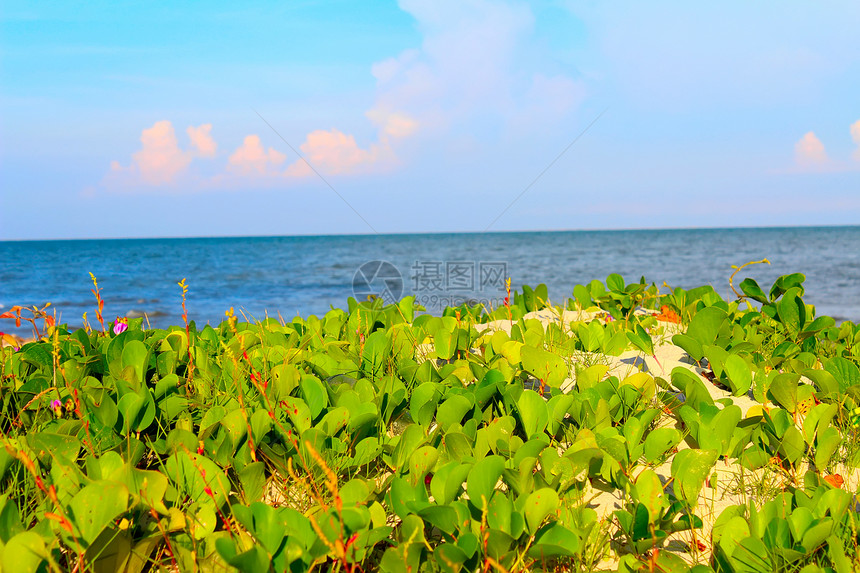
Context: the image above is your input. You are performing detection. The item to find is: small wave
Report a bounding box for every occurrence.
[126,309,169,319]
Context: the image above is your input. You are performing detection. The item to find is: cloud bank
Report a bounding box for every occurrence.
[104,0,584,192]
[791,120,860,173]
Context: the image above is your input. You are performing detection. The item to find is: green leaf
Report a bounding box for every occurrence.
[814,427,841,469]
[418,505,458,536]
[685,306,728,345]
[520,345,568,388]
[606,274,625,292]
[389,424,426,472]
[238,462,266,503]
[299,376,327,418]
[410,382,441,427]
[517,389,548,440]
[164,451,231,509]
[281,397,312,434]
[2,531,49,573]
[739,278,768,304]
[802,403,837,445]
[353,437,381,467]
[26,433,81,466]
[431,462,472,506]
[723,354,752,396]
[318,406,350,437]
[739,445,770,470]
[776,287,806,332]
[117,389,156,434]
[124,467,169,514]
[801,315,835,335]
[626,324,653,356]
[768,373,801,413]
[524,488,559,534]
[779,426,805,465]
[226,544,270,573]
[734,537,773,571]
[803,369,839,396]
[672,334,703,363]
[436,395,473,432]
[434,327,460,361]
[21,345,52,370]
[825,357,860,392]
[380,515,426,572]
[486,493,513,534]
[670,367,714,409]
[0,494,24,543]
[220,408,248,450]
[121,340,150,386]
[633,469,667,524]
[671,449,717,507]
[770,273,806,301]
[467,455,504,510]
[434,543,468,573]
[643,428,681,464]
[362,330,391,377]
[242,502,289,554]
[407,446,438,486]
[531,523,581,558]
[69,481,130,546]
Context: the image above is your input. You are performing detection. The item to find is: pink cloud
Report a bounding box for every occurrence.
[783,125,860,174]
[129,120,191,185]
[107,120,217,187]
[187,124,217,158]
[365,109,419,138]
[794,131,828,167]
[851,119,860,162]
[285,129,390,176]
[228,135,287,176]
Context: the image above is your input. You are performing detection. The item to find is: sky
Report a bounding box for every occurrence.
[1,0,858,240]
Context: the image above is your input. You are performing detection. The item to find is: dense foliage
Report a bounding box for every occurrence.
[1,270,859,572]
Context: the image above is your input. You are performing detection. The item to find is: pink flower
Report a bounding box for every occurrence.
[113,319,128,335]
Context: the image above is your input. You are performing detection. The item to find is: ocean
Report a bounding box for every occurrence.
[2,226,859,336]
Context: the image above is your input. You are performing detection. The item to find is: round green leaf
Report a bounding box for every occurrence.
[524,488,558,534]
[466,455,504,510]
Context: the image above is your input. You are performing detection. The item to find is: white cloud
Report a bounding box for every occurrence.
[366,0,584,138]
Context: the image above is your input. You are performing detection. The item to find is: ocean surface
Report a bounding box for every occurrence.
[2,226,859,336]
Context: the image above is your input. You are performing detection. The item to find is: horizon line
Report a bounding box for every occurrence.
[2,222,859,243]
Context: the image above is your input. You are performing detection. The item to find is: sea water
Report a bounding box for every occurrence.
[1,226,859,336]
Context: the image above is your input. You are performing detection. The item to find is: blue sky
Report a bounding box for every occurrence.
[1,0,858,239]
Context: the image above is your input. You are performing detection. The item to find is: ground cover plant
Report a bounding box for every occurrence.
[1,267,860,572]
